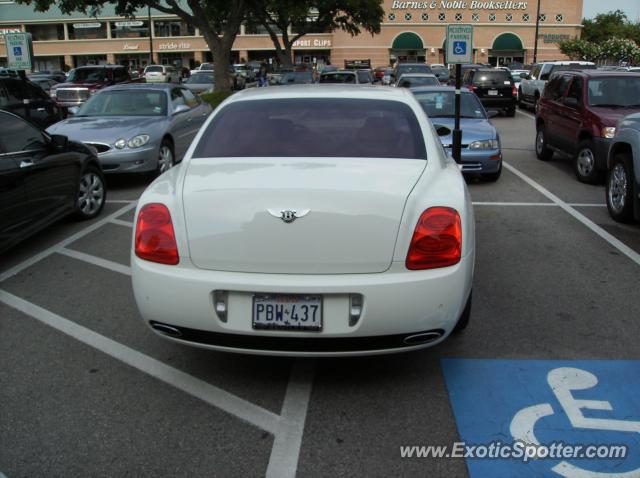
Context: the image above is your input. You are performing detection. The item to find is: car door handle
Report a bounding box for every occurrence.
[20,160,35,168]
[36,107,46,111]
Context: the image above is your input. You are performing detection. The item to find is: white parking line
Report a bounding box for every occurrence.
[267,360,316,478]
[110,219,134,228]
[0,290,282,435]
[516,109,536,120]
[58,248,132,276]
[0,203,136,284]
[504,162,640,267]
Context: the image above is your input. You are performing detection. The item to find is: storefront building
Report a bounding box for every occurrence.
[0,0,582,71]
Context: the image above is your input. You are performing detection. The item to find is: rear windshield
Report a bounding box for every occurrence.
[319,73,356,84]
[187,73,214,83]
[587,77,640,107]
[399,76,439,87]
[397,64,433,75]
[413,91,486,119]
[145,66,164,73]
[472,70,512,84]
[193,98,426,159]
[549,64,596,75]
[279,72,314,84]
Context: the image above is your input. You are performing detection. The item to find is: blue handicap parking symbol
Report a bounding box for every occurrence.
[13,46,22,57]
[442,359,640,478]
[453,41,467,56]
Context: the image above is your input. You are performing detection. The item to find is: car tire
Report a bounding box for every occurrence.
[533,94,540,114]
[74,166,106,220]
[157,139,175,175]
[453,291,472,333]
[482,164,502,182]
[506,107,516,117]
[574,140,604,184]
[535,125,553,161]
[606,153,634,223]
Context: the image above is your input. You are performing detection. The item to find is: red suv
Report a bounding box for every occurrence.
[535,70,640,183]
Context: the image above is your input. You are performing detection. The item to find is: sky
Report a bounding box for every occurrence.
[583,0,640,20]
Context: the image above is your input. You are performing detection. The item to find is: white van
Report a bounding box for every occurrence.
[144,65,180,83]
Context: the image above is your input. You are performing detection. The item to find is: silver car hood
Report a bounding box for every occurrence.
[47,116,169,145]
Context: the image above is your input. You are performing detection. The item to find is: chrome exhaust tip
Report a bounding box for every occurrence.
[403,331,443,346]
[150,322,183,338]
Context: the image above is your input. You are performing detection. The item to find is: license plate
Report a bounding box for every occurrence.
[488,89,499,96]
[252,294,322,331]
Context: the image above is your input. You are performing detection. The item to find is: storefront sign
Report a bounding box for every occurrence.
[293,38,332,48]
[115,21,144,27]
[539,33,570,43]
[123,43,140,50]
[4,32,34,70]
[73,22,101,29]
[390,0,528,10]
[158,42,191,50]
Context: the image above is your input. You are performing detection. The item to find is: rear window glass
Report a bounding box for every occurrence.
[193,98,426,159]
[146,66,164,73]
[319,73,356,84]
[587,77,640,107]
[472,71,512,84]
[397,65,433,75]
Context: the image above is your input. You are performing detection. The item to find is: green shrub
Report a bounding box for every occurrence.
[200,91,233,110]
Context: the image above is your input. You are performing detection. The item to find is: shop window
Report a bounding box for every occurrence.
[472,13,480,22]
[25,24,64,41]
[154,21,195,37]
[455,13,463,22]
[488,13,496,22]
[388,13,396,21]
[555,14,563,23]
[68,22,107,40]
[404,12,412,21]
[506,13,513,22]
[539,13,546,22]
[522,13,530,22]
[438,12,446,22]
[421,12,429,21]
[110,20,149,38]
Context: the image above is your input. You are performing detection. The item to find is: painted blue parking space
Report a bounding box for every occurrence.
[441,359,640,478]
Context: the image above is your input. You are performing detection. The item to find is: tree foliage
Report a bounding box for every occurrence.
[582,9,640,45]
[247,0,384,66]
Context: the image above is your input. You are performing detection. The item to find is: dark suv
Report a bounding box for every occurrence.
[535,70,640,183]
[462,68,516,117]
[391,63,432,83]
[0,69,63,129]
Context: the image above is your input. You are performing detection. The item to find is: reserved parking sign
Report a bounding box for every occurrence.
[446,25,473,64]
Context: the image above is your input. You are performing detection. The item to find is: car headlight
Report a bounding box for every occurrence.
[127,134,150,148]
[601,127,616,139]
[468,139,499,150]
[114,138,127,149]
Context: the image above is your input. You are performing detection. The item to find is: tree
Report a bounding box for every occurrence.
[248,0,384,67]
[17,0,246,92]
[558,38,600,61]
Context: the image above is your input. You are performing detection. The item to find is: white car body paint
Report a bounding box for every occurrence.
[131,85,475,356]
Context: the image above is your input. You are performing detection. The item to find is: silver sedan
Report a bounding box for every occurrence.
[47,83,212,174]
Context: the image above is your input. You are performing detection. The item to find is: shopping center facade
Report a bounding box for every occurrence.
[0,0,582,71]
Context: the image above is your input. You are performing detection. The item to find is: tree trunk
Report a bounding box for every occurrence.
[278,47,293,67]
[201,31,232,93]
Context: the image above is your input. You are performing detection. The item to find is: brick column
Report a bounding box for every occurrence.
[64,54,74,69]
[239,50,248,63]
[107,53,116,64]
[193,50,204,64]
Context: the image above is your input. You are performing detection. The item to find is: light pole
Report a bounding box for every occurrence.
[148,6,154,66]
[533,0,541,63]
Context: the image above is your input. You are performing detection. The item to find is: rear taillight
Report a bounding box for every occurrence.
[468,85,476,93]
[135,203,179,265]
[512,85,517,97]
[406,207,462,270]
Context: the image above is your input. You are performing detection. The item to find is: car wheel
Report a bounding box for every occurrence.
[75,166,106,220]
[453,291,472,333]
[482,164,502,182]
[606,153,634,222]
[535,126,553,161]
[517,88,524,108]
[157,139,175,175]
[574,140,604,184]
[533,94,540,114]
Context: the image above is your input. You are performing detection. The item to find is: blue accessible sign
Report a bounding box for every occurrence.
[441,359,640,478]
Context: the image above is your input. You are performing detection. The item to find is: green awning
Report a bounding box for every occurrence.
[492,33,524,51]
[392,32,424,50]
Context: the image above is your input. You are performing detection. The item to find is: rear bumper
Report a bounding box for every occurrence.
[131,255,474,356]
[479,97,516,110]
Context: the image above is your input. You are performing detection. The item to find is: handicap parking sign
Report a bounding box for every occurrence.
[442,359,640,478]
[13,46,22,57]
[453,41,466,56]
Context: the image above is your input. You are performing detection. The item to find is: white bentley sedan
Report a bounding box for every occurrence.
[131,85,475,356]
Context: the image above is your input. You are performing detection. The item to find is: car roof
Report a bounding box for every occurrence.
[399,73,437,77]
[102,83,176,92]
[539,61,594,66]
[228,84,413,103]
[555,70,640,78]
[410,85,472,93]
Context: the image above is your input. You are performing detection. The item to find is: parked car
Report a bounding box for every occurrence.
[518,61,596,112]
[509,69,530,100]
[391,63,433,83]
[373,67,387,83]
[319,70,360,84]
[463,68,516,117]
[412,86,502,181]
[446,64,485,86]
[47,84,212,175]
[382,68,394,85]
[144,65,181,83]
[535,70,640,183]
[396,73,439,88]
[130,85,475,356]
[30,70,67,83]
[606,112,640,223]
[277,71,315,85]
[51,65,142,108]
[0,110,106,254]
[183,71,215,95]
[28,76,59,96]
[0,69,63,129]
[192,63,244,90]
[233,64,256,82]
[356,69,374,84]
[431,65,450,84]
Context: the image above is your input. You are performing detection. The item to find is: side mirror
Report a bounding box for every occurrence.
[67,106,79,116]
[173,104,190,115]
[540,74,549,81]
[434,124,452,136]
[486,110,499,118]
[563,97,580,108]
[50,134,68,148]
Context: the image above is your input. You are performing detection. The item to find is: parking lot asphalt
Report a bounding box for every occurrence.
[1,110,639,478]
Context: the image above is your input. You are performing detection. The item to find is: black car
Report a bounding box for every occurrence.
[31,70,67,83]
[0,70,64,129]
[0,110,106,254]
[392,63,433,82]
[463,68,517,117]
